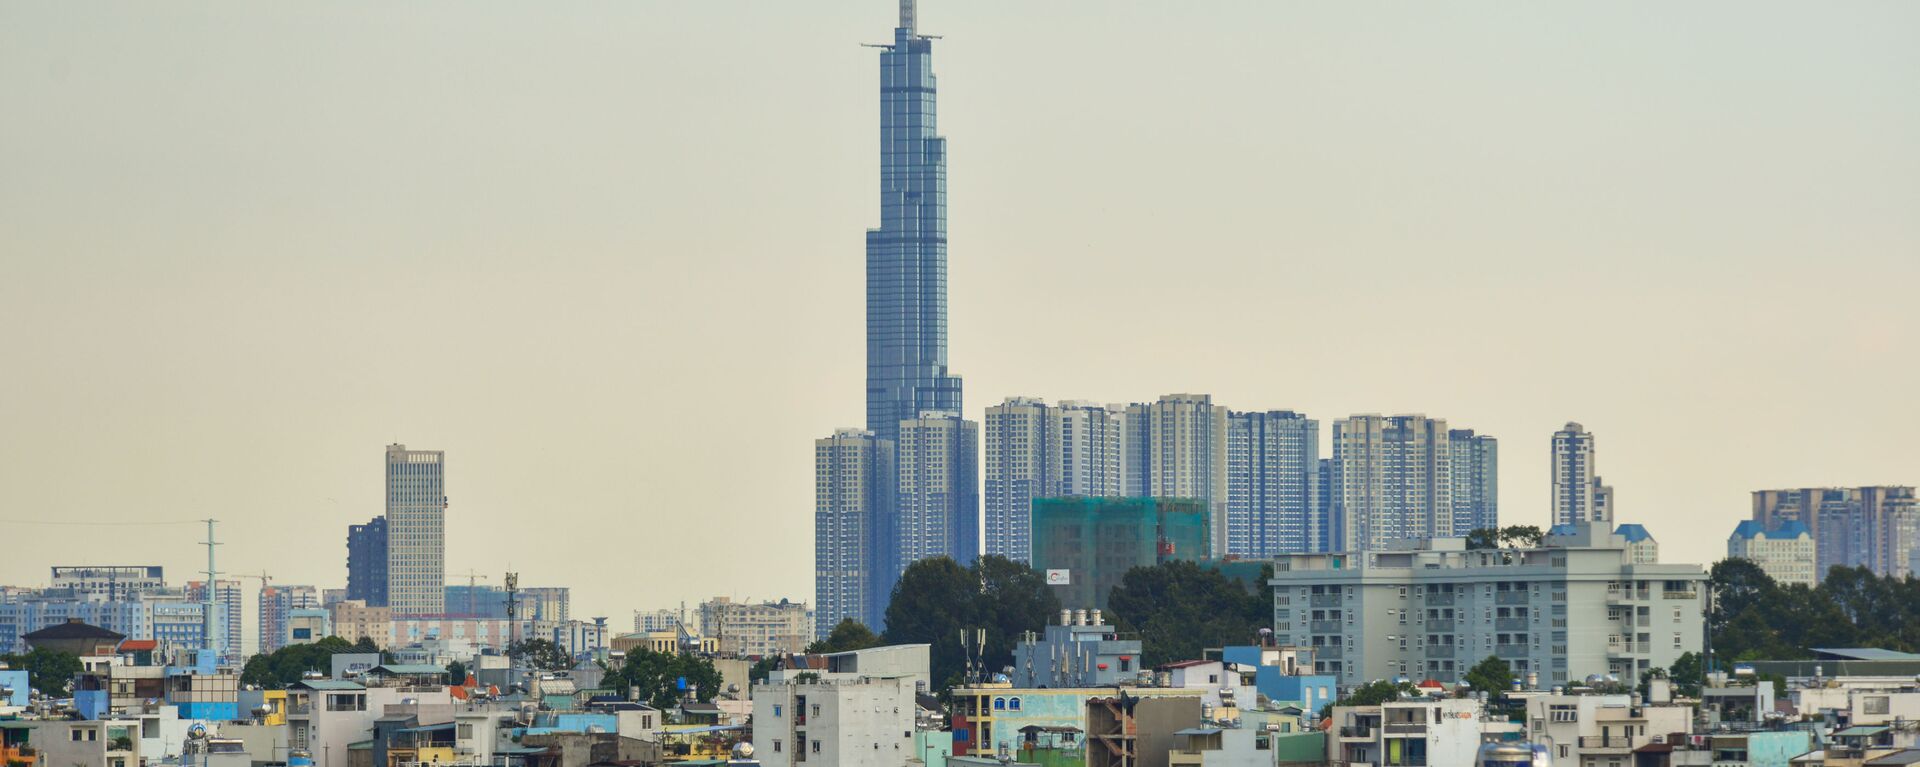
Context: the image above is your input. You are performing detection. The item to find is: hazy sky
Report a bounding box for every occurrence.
[3,2,1916,651]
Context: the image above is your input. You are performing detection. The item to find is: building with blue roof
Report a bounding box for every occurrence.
[1614,524,1658,565]
[1727,519,1816,585]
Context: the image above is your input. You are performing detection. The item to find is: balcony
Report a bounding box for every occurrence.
[1578,736,1634,752]
[1339,726,1375,740]
[1496,591,1531,605]
[1424,592,1454,606]
[1663,590,1698,600]
[1495,644,1530,659]
[1495,617,1530,631]
[1427,619,1456,633]
[1317,645,1344,660]
[1606,637,1649,655]
[1383,723,1426,736]
[1311,620,1343,634]
[1425,645,1454,659]
[1606,586,1631,603]
[1311,594,1344,608]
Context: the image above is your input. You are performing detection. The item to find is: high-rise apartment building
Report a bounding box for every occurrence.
[260,585,320,654]
[1449,429,1499,534]
[865,0,960,447]
[384,444,446,617]
[815,428,895,638]
[185,579,243,662]
[1224,410,1322,557]
[1751,486,1919,580]
[1330,415,1454,552]
[1727,521,1817,586]
[49,566,166,599]
[1552,423,1613,526]
[891,411,979,586]
[346,517,388,607]
[700,597,813,657]
[1126,394,1229,556]
[983,398,1123,562]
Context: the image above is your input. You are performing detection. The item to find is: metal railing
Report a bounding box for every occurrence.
[1496,591,1531,605]
[1663,590,1698,600]
[1496,617,1531,631]
[1578,736,1634,750]
[1311,594,1344,607]
[1383,723,1426,735]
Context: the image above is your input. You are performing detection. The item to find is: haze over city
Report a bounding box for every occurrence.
[5,0,1918,639]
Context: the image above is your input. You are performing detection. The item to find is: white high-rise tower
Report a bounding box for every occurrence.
[1551,423,1611,525]
[385,444,446,617]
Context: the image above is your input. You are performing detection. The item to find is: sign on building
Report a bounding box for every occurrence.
[1045,569,1071,586]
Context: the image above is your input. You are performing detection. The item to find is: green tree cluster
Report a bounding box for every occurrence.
[507,638,573,671]
[808,619,882,655]
[881,555,1062,688]
[1708,559,1920,659]
[1105,561,1270,666]
[0,647,83,697]
[445,660,467,685]
[1463,655,1514,695]
[239,636,381,689]
[601,648,723,709]
[1465,526,1547,550]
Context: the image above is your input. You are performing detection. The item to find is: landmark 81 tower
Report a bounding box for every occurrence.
[866,0,961,445]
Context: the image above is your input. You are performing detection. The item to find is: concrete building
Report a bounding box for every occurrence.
[285,609,332,647]
[1125,394,1230,556]
[814,428,895,637]
[184,579,243,663]
[50,567,166,599]
[1331,415,1455,552]
[1751,486,1919,580]
[390,617,512,651]
[1011,608,1143,688]
[0,592,209,656]
[1030,497,1208,612]
[891,411,980,582]
[284,677,454,767]
[1522,692,1693,765]
[983,397,1124,563]
[699,597,812,657]
[949,684,1207,764]
[1326,698,1506,767]
[751,645,929,767]
[345,517,388,608]
[1269,523,1707,687]
[1616,524,1659,565]
[260,585,320,654]
[327,600,392,647]
[633,608,684,634]
[1087,693,1205,767]
[1449,429,1499,535]
[1553,422,1614,526]
[1224,410,1321,558]
[384,444,447,617]
[1728,520,1817,586]
[1217,645,1337,719]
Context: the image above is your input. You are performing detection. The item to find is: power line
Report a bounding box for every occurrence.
[0,519,210,526]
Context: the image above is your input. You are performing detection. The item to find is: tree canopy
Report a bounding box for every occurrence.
[1105,561,1270,666]
[239,636,371,689]
[0,647,82,698]
[807,619,882,655]
[601,648,723,709]
[1463,655,1514,695]
[507,638,572,671]
[1707,561,1920,660]
[880,555,1061,688]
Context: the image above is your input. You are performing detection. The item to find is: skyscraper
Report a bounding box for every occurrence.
[815,428,895,637]
[866,0,961,446]
[259,584,319,654]
[1448,429,1499,534]
[1752,486,1919,580]
[891,411,979,582]
[184,579,243,662]
[983,398,1124,562]
[346,517,388,607]
[1551,422,1612,525]
[1224,410,1321,557]
[1125,394,1228,557]
[1330,415,1454,552]
[385,444,446,617]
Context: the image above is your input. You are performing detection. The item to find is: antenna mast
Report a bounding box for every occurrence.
[201,519,222,660]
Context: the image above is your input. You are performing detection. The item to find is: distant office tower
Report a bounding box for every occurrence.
[891,412,979,584]
[185,579,243,661]
[634,608,685,634]
[983,398,1123,562]
[865,0,960,447]
[815,428,895,638]
[1125,394,1228,557]
[1449,429,1499,534]
[1727,520,1816,586]
[346,517,388,607]
[1752,486,1919,580]
[50,566,166,599]
[259,585,319,654]
[520,587,571,623]
[1551,422,1613,525]
[1030,497,1208,612]
[1224,410,1321,557]
[1330,415,1454,552]
[385,444,447,617]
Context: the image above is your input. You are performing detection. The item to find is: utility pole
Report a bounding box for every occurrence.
[504,572,520,650]
[201,519,222,660]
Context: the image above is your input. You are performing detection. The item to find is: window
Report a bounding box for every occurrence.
[812,740,821,754]
[773,705,783,718]
[773,740,782,752]
[1865,696,1891,715]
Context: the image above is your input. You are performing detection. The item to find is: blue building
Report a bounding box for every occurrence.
[347,516,388,607]
[1012,610,1143,688]
[1219,645,1337,719]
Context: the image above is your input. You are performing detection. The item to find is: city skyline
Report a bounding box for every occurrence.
[4,0,1917,627]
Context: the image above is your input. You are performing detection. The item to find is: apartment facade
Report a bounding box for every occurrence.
[384,444,447,617]
[1126,394,1229,555]
[1552,423,1614,526]
[814,428,894,637]
[1270,525,1706,688]
[1224,410,1322,558]
[1330,415,1454,552]
[1449,429,1499,535]
[699,597,812,657]
[1751,486,1919,580]
[1727,520,1817,586]
[982,397,1123,562]
[260,585,320,654]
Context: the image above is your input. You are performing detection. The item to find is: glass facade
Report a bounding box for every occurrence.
[866,2,961,446]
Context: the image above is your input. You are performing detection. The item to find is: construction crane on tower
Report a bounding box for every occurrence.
[452,570,490,617]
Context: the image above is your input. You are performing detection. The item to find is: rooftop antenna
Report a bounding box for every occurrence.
[505,571,520,650]
[899,0,914,34]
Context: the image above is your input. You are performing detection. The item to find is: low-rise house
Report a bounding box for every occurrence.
[1327,698,1500,767]
[1524,692,1692,765]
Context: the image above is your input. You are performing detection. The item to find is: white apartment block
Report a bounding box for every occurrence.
[700,597,813,657]
[1126,394,1229,556]
[983,398,1123,562]
[1331,415,1454,552]
[1270,524,1706,689]
[634,608,685,634]
[385,444,447,617]
[751,645,929,767]
[1727,520,1817,586]
[1523,693,1692,766]
[1553,423,1614,526]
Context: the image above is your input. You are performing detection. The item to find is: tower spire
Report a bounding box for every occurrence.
[899,0,915,34]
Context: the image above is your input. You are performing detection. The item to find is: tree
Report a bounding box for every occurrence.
[353,636,380,653]
[880,555,1061,687]
[601,649,723,709]
[1340,679,1418,707]
[445,660,467,685]
[1667,652,1704,698]
[507,638,571,671]
[748,656,778,684]
[239,636,362,689]
[1465,528,1499,550]
[807,619,881,655]
[1105,561,1269,666]
[0,648,82,698]
[1498,525,1545,548]
[1464,655,1514,696]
